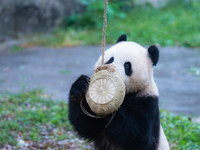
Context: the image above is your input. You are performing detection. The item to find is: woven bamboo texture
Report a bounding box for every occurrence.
[86,70,125,115]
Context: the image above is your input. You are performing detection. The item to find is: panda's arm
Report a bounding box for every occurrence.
[106,95,160,150]
[68,75,107,140]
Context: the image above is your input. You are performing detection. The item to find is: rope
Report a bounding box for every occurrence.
[95,64,116,73]
[80,98,117,128]
[79,0,118,128]
[80,98,107,118]
[101,0,108,65]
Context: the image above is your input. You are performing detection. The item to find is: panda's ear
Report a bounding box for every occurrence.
[116,34,127,43]
[148,45,159,66]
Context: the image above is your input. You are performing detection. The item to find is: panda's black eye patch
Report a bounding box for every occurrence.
[105,57,114,64]
[124,62,132,76]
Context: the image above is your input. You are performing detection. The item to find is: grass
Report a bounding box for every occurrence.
[30,1,200,47]
[10,45,24,54]
[189,67,200,79]
[0,89,200,149]
[160,110,200,149]
[0,89,72,147]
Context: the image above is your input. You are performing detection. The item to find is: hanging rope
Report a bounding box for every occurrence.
[80,0,122,128]
[80,98,117,128]
[101,0,108,65]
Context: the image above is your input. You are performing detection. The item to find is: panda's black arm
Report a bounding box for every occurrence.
[68,75,108,140]
[106,94,160,150]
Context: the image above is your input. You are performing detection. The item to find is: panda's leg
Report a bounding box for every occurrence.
[68,75,107,140]
[157,125,170,150]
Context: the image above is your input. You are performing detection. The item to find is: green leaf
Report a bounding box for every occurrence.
[59,70,71,74]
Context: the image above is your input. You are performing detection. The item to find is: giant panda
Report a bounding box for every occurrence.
[68,34,170,150]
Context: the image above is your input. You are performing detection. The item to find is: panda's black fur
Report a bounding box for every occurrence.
[68,35,161,150]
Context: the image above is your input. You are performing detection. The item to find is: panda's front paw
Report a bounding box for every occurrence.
[70,75,90,99]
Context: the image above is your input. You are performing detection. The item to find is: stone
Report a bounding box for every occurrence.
[18,139,25,147]
[0,0,84,41]
[192,117,200,124]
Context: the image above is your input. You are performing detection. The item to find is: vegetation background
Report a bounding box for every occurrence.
[31,0,200,48]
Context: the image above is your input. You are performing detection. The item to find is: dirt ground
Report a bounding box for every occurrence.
[0,42,200,116]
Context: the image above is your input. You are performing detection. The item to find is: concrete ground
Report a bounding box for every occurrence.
[0,43,200,116]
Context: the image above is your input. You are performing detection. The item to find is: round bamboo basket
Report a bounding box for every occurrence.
[86,70,125,115]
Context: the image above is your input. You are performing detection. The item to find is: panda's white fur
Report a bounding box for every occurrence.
[95,42,158,96]
[94,41,170,150]
[159,126,170,150]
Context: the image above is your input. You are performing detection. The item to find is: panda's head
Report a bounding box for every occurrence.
[94,34,159,96]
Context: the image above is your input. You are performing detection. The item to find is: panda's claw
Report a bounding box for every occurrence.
[69,75,90,100]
